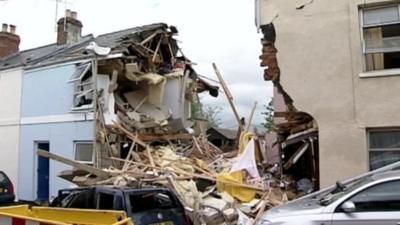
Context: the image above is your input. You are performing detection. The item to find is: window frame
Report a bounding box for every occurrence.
[73,141,94,164]
[336,178,400,213]
[359,4,400,72]
[68,63,92,83]
[367,128,400,170]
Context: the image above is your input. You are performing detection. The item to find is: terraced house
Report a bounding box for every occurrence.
[256,0,400,188]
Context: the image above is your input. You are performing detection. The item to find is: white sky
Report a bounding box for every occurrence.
[0,0,273,129]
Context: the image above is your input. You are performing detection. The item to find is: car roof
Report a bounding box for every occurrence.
[371,170,400,181]
[62,185,170,192]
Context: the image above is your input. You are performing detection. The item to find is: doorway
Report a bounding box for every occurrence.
[36,142,49,201]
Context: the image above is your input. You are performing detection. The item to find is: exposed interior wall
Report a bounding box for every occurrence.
[259,0,400,187]
[0,68,22,194]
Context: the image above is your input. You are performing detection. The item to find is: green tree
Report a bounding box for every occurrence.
[191,97,222,129]
[202,105,222,129]
[261,99,274,133]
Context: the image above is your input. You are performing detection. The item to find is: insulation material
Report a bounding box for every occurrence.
[148,77,166,107]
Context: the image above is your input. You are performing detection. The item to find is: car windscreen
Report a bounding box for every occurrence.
[129,192,178,213]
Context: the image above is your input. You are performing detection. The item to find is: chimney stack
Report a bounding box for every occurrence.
[0,23,20,59]
[2,24,7,32]
[57,9,82,45]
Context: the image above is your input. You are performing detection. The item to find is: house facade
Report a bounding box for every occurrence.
[18,63,93,201]
[0,67,22,190]
[256,0,400,187]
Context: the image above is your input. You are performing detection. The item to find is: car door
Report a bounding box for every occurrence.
[331,179,400,225]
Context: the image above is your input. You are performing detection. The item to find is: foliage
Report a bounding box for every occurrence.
[261,99,274,133]
[202,105,222,129]
[191,98,222,129]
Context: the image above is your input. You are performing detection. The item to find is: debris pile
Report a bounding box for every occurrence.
[34,22,314,224]
[39,128,302,224]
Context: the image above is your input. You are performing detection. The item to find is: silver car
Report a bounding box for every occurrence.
[256,162,400,225]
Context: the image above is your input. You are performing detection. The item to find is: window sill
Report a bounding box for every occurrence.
[359,69,400,78]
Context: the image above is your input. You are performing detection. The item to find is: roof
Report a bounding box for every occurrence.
[207,127,237,140]
[0,23,168,71]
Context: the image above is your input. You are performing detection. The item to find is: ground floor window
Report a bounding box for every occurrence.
[368,129,400,170]
[74,142,94,164]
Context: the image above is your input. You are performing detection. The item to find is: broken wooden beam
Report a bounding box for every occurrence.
[37,149,110,179]
[212,63,244,131]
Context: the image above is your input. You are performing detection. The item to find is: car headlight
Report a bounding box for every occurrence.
[255,219,272,225]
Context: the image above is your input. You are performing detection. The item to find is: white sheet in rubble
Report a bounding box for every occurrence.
[85,41,111,56]
[230,138,260,178]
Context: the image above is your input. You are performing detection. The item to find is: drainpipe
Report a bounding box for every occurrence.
[92,57,99,168]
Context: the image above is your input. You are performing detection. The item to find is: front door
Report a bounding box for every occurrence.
[36,142,49,201]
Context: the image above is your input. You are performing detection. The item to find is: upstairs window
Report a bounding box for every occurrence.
[361,5,400,71]
[68,63,94,111]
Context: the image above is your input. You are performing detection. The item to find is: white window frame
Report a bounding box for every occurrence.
[367,128,400,170]
[68,63,91,83]
[69,63,94,111]
[359,4,400,76]
[74,141,94,164]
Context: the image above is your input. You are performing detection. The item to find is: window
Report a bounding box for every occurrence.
[368,129,400,170]
[68,63,91,83]
[129,192,176,213]
[68,63,94,111]
[361,5,400,71]
[97,192,114,210]
[348,180,400,212]
[74,142,94,164]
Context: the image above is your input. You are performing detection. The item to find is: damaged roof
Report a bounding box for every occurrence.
[0,23,169,71]
[207,127,237,140]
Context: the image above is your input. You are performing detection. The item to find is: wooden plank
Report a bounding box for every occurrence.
[113,122,147,148]
[212,63,244,131]
[140,30,162,45]
[246,101,258,132]
[37,150,110,179]
[138,133,193,141]
[111,157,265,191]
[152,36,162,62]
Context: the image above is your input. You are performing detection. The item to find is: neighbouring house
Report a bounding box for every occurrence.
[256,0,400,188]
[0,10,218,201]
[206,127,236,152]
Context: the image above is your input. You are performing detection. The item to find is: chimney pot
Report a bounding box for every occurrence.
[2,23,8,32]
[9,25,16,34]
[65,9,72,18]
[71,11,77,19]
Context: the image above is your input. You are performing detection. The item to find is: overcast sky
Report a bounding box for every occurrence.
[0,0,273,129]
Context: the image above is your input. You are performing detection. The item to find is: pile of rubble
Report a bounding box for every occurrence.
[35,22,310,224]
[39,127,305,224]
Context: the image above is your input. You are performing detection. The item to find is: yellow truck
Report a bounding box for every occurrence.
[0,204,133,225]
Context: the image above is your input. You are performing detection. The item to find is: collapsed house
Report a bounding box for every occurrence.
[0,10,219,202]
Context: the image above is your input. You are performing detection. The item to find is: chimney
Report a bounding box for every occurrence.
[57,10,82,45]
[0,23,20,59]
